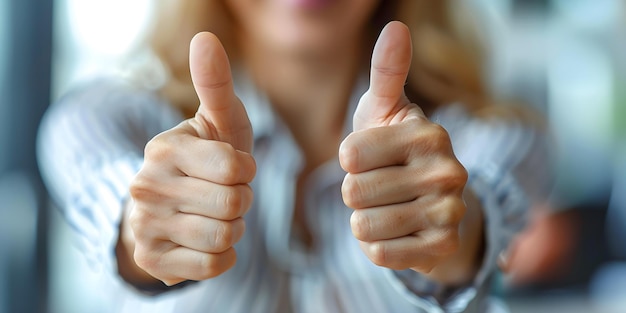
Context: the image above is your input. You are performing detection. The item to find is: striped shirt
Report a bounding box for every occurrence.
[37,73,550,313]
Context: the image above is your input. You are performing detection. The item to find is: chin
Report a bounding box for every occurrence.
[228,0,379,56]
[263,22,351,56]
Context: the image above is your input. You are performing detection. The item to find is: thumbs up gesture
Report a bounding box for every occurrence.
[339,22,469,274]
[128,33,256,285]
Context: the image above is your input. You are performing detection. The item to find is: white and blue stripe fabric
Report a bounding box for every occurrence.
[37,72,550,313]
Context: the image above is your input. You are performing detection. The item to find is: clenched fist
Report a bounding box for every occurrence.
[127,33,256,286]
[339,22,470,275]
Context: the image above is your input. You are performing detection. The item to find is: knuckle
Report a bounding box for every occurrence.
[221,188,243,219]
[197,254,219,279]
[446,161,469,188]
[339,137,359,172]
[130,173,180,205]
[129,171,179,205]
[341,174,363,209]
[216,144,240,185]
[222,219,243,246]
[429,123,451,144]
[457,162,469,182]
[452,199,467,224]
[128,207,154,238]
[197,251,233,279]
[144,133,179,163]
[212,221,234,248]
[429,161,468,192]
[129,173,154,201]
[133,248,158,274]
[427,198,466,227]
[239,185,254,214]
[350,211,372,241]
[446,198,467,224]
[127,210,142,233]
[367,242,389,267]
[417,123,452,153]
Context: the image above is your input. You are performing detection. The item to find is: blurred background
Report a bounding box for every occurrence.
[0,0,624,312]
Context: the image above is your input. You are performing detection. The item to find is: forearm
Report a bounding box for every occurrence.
[422,188,484,286]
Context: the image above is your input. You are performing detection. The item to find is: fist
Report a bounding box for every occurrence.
[128,33,256,285]
[339,22,468,273]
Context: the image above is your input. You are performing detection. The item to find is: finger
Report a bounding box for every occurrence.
[339,123,412,173]
[171,131,256,184]
[349,196,465,242]
[341,166,418,209]
[369,21,412,103]
[350,201,423,241]
[353,21,413,131]
[189,32,252,152]
[339,120,454,174]
[135,246,237,285]
[168,215,245,253]
[359,228,459,271]
[177,180,253,221]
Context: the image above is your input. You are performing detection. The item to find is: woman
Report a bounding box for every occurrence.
[38,0,550,312]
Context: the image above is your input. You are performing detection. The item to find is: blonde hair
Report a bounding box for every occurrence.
[134,0,491,115]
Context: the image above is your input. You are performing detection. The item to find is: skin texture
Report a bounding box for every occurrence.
[224,0,380,57]
[125,34,255,286]
[340,22,480,283]
[119,21,484,289]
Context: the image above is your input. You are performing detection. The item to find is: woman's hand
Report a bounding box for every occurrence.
[124,32,256,286]
[339,22,480,283]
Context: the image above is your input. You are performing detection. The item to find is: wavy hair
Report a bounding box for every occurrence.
[130,0,491,116]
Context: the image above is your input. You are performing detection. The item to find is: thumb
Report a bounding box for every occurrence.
[353,21,416,131]
[189,32,253,153]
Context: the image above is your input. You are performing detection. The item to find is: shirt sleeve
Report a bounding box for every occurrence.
[383,104,552,312]
[37,79,182,282]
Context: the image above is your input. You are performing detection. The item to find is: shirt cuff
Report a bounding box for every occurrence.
[67,154,143,283]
